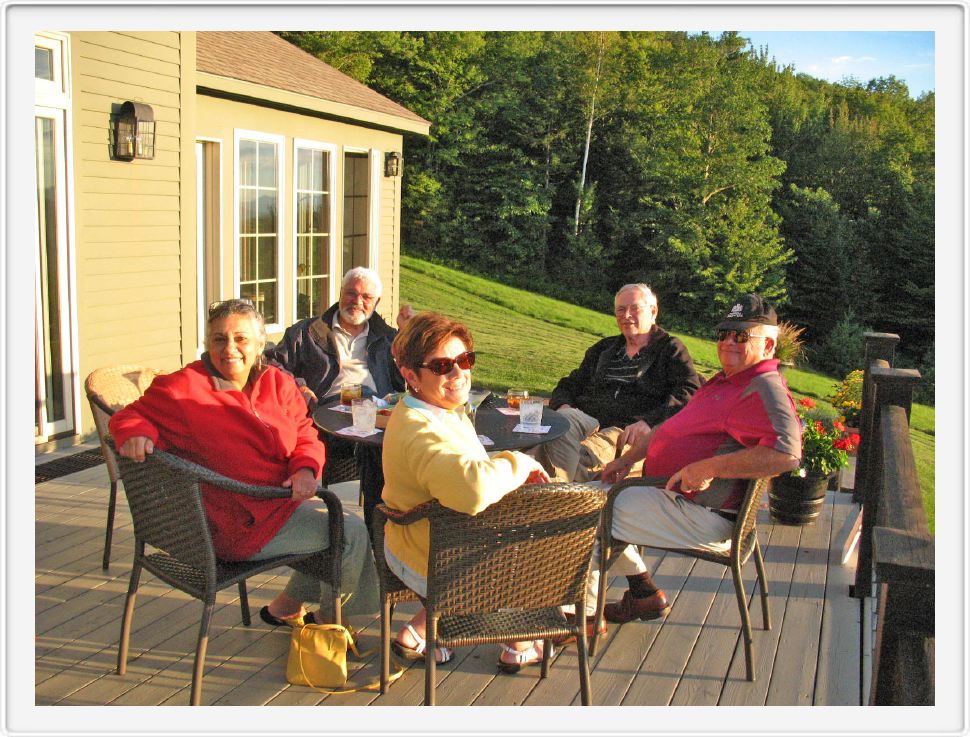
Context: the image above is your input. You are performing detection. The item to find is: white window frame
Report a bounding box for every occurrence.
[233,128,285,333]
[292,138,338,321]
[196,137,223,356]
[368,148,381,268]
[34,31,79,441]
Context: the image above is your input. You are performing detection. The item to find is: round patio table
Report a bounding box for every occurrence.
[312,398,570,452]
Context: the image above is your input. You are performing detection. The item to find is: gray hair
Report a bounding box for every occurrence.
[342,266,383,298]
[615,283,658,308]
[205,298,267,344]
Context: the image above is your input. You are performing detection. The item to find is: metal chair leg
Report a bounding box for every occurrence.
[576,629,593,706]
[731,558,756,681]
[238,582,251,625]
[425,616,438,706]
[589,536,613,657]
[753,538,771,630]
[116,558,142,675]
[380,598,392,693]
[190,601,215,706]
[102,479,118,570]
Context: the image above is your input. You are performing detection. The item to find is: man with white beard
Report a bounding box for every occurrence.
[266,267,413,539]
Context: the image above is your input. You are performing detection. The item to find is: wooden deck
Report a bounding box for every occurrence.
[35,460,863,707]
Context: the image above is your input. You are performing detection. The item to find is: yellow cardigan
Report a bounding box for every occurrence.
[381,395,544,576]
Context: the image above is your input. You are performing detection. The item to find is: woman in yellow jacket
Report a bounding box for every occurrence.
[381,311,551,672]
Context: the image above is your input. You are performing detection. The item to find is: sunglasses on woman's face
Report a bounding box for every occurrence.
[419,351,476,376]
[715,329,767,344]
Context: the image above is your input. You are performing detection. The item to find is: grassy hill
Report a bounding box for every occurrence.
[399,254,935,531]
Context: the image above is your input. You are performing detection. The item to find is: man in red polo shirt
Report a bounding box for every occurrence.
[590,293,801,624]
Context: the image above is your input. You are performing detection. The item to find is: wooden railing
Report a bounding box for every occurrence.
[851,332,934,705]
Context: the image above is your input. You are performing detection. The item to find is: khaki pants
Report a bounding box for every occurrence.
[535,406,643,482]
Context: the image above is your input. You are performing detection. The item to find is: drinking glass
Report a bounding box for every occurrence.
[519,397,544,430]
[466,389,491,422]
[506,388,528,410]
[340,383,363,406]
[351,398,377,432]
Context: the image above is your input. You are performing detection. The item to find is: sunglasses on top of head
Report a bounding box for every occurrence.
[715,329,767,344]
[418,351,476,375]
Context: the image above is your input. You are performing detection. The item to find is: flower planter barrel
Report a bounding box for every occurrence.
[769,473,830,526]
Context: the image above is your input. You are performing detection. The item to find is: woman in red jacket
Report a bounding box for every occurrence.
[109,299,378,625]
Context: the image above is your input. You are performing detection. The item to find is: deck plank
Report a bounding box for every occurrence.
[34,469,862,707]
[764,491,836,705]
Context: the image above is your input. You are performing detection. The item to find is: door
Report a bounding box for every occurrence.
[34,33,76,442]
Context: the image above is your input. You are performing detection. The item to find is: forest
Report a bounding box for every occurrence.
[278,31,935,400]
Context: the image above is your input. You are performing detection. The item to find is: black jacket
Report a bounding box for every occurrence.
[549,326,700,429]
[263,303,405,401]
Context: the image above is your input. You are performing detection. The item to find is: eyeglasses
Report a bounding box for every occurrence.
[715,329,768,344]
[614,303,649,317]
[341,289,377,304]
[419,351,476,375]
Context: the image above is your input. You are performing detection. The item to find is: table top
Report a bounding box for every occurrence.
[312,397,569,452]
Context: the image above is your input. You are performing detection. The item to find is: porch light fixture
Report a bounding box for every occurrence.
[384,151,401,177]
[113,101,155,160]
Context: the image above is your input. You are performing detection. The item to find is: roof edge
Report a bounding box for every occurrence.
[197,71,431,136]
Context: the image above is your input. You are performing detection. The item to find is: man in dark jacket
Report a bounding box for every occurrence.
[541,283,701,481]
[264,267,412,537]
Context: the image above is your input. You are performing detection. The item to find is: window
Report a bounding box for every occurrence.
[294,141,335,320]
[235,131,283,326]
[342,151,370,270]
[35,46,53,80]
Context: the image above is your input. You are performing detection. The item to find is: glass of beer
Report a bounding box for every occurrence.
[340,383,363,405]
[506,388,528,410]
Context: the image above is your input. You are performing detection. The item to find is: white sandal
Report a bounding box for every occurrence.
[392,624,453,664]
[497,641,552,674]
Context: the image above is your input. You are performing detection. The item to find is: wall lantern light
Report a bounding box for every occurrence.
[384,151,401,177]
[113,101,155,160]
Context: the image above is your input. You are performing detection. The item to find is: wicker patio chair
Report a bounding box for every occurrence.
[589,476,772,682]
[373,482,606,706]
[109,441,344,705]
[84,364,165,569]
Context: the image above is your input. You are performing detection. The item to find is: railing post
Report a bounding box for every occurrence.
[852,366,920,598]
[853,333,899,506]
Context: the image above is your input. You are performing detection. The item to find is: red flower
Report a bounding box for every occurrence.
[814,421,824,433]
[798,397,816,409]
[850,433,861,447]
[833,420,846,433]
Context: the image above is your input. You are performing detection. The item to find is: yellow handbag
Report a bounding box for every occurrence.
[286,622,359,690]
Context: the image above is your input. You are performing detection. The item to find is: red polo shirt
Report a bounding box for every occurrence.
[644,358,800,510]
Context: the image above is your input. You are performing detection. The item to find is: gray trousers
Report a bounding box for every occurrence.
[578,484,734,614]
[248,498,379,617]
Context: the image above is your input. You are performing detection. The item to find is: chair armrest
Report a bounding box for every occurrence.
[375,500,438,527]
[106,437,294,500]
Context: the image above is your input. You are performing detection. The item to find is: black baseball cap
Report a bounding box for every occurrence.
[716,294,778,331]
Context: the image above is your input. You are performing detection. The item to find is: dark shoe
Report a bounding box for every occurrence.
[552,613,608,646]
[258,605,311,627]
[603,589,671,623]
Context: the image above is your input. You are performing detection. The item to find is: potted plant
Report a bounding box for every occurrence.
[829,369,864,430]
[769,398,860,525]
[775,321,807,372]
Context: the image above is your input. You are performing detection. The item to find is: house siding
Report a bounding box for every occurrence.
[70,31,190,436]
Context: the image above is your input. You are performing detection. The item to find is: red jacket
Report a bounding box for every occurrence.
[108,359,326,560]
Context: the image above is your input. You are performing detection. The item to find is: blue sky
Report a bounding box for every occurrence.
[733,31,935,98]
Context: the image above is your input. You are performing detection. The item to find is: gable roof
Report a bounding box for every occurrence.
[197,32,429,131]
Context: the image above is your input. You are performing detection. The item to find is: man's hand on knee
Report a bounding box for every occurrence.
[618,420,651,452]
